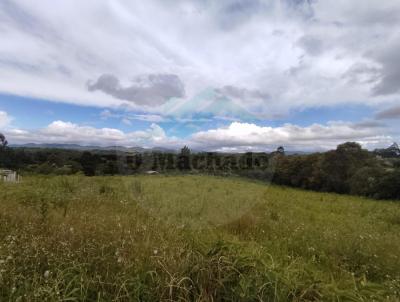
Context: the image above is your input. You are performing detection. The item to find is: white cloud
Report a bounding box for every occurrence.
[5,119,393,151]
[1,0,400,117]
[191,121,393,151]
[6,120,179,147]
[0,111,13,128]
[1,0,400,149]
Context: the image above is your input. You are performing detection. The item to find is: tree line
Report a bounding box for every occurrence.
[0,139,399,200]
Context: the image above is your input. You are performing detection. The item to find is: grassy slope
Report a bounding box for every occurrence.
[0,175,399,301]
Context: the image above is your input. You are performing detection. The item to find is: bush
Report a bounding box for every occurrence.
[375,170,400,200]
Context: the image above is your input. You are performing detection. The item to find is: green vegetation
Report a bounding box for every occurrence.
[2,142,400,201]
[1,175,400,301]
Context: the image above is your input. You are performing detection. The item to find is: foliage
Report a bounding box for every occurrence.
[0,132,7,148]
[1,142,400,200]
[178,146,191,170]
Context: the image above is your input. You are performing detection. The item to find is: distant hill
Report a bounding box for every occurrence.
[10,143,175,153]
[10,143,314,155]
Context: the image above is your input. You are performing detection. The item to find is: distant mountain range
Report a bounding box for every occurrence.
[10,143,176,153]
[10,143,313,155]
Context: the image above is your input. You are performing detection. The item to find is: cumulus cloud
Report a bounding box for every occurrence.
[1,0,400,116]
[1,0,400,145]
[343,63,381,85]
[3,118,393,151]
[0,111,13,128]
[88,73,185,106]
[6,120,177,147]
[191,121,391,151]
[371,42,400,96]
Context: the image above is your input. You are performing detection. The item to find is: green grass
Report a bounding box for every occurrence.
[0,175,399,301]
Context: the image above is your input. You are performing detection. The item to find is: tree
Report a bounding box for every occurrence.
[180,146,191,156]
[178,146,191,170]
[103,160,119,175]
[206,152,216,173]
[276,146,285,155]
[151,153,161,171]
[0,133,8,148]
[349,166,384,197]
[336,142,363,154]
[80,151,97,176]
[245,152,254,169]
[166,153,175,170]
[319,142,372,193]
[374,170,400,200]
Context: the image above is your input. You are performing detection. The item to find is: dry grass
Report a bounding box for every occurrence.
[0,175,399,301]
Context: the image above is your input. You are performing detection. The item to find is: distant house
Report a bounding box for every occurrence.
[387,143,400,156]
[145,170,159,175]
[374,142,400,158]
[0,169,20,182]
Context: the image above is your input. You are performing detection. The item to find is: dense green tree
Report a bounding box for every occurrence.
[349,166,385,197]
[103,160,119,175]
[166,153,176,170]
[134,154,143,170]
[206,152,216,173]
[80,151,97,176]
[374,170,400,200]
[178,146,191,170]
[151,153,161,171]
[319,142,372,193]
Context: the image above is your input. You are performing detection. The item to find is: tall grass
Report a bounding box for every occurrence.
[0,175,399,301]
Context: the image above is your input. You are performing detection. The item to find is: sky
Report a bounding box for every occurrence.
[0,0,400,152]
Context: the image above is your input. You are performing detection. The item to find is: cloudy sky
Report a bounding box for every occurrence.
[0,0,399,151]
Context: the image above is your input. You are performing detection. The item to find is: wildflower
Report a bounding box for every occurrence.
[153,249,158,255]
[44,270,50,278]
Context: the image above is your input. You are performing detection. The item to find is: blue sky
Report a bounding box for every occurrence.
[0,0,399,151]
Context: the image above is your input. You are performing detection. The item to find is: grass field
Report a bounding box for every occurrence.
[0,175,400,301]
